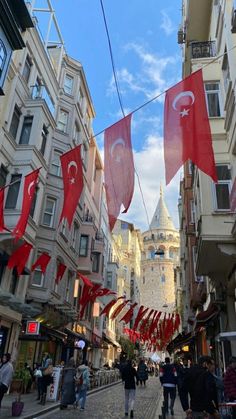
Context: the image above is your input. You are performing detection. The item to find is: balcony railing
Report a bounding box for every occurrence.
[31,84,55,116]
[191,41,216,59]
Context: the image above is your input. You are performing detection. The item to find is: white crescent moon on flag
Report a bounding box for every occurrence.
[110,138,125,158]
[28,181,35,197]
[67,160,78,174]
[172,91,195,111]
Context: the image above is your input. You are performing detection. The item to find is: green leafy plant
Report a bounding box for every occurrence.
[119,337,135,360]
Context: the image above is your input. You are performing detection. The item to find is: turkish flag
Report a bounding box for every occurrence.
[164,69,217,185]
[7,242,33,275]
[31,253,51,274]
[100,296,124,317]
[12,168,40,240]
[133,306,149,331]
[104,114,134,231]
[119,302,138,324]
[59,145,83,228]
[77,272,93,287]
[55,262,66,284]
[110,299,130,320]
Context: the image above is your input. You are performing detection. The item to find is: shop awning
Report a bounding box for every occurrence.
[195,303,219,326]
[216,331,236,341]
[102,333,120,348]
[167,332,193,353]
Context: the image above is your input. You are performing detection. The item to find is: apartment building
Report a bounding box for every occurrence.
[0,1,111,368]
[178,0,236,367]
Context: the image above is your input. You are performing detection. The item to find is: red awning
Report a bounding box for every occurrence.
[196,303,219,324]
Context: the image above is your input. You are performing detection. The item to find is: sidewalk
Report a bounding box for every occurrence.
[0,380,121,419]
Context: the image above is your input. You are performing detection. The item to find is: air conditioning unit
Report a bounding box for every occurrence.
[232,7,236,33]
[178,28,185,44]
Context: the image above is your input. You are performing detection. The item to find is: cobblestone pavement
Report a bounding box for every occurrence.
[42,377,162,419]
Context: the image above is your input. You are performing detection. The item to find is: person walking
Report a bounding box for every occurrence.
[60,357,76,410]
[122,359,138,418]
[160,357,178,416]
[177,358,189,412]
[180,355,220,419]
[224,356,236,419]
[137,359,148,386]
[38,354,53,406]
[0,353,14,408]
[75,360,90,411]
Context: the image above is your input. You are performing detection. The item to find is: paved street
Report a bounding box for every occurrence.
[41,377,162,419]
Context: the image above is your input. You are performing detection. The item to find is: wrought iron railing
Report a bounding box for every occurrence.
[191,41,216,59]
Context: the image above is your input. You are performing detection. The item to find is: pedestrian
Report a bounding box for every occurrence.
[180,355,220,419]
[38,354,53,406]
[159,357,178,416]
[75,360,90,411]
[60,357,76,410]
[122,359,138,418]
[137,359,148,386]
[177,357,189,411]
[33,363,42,400]
[0,353,14,408]
[224,356,236,419]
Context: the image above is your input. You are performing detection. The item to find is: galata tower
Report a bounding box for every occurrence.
[140,186,179,313]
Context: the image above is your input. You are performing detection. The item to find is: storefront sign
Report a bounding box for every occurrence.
[47,367,61,401]
[26,321,40,335]
[73,324,86,335]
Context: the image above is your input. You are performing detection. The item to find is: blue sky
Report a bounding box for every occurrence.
[32,0,182,231]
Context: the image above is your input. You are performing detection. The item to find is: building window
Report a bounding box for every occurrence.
[57,109,68,133]
[40,125,48,156]
[22,55,32,83]
[214,165,231,210]
[5,174,21,209]
[51,151,62,176]
[30,186,38,219]
[71,222,79,250]
[0,40,7,78]
[73,123,81,144]
[32,253,44,287]
[42,197,56,227]
[205,82,221,117]
[65,271,72,302]
[188,160,193,175]
[79,235,89,256]
[60,218,68,239]
[0,164,8,188]
[9,106,21,140]
[9,268,18,294]
[19,116,33,145]
[222,51,230,94]
[106,272,112,288]
[190,200,195,223]
[92,253,100,272]
[64,74,73,95]
[161,274,166,283]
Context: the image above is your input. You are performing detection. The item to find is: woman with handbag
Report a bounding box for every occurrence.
[38,354,53,406]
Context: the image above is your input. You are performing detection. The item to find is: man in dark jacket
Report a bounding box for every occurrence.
[122,360,138,418]
[181,356,220,419]
[160,357,178,415]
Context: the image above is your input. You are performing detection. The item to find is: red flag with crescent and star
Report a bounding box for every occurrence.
[7,241,33,275]
[59,144,84,228]
[55,262,66,284]
[164,69,217,185]
[104,114,134,231]
[31,253,51,274]
[12,168,40,240]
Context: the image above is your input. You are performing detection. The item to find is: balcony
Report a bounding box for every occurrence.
[191,41,216,59]
[31,84,55,116]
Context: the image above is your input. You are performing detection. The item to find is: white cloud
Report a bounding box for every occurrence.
[160,10,176,36]
[120,134,180,231]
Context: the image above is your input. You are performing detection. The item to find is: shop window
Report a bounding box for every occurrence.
[5,174,21,209]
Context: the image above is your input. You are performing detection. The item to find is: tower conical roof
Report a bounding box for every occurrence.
[150,186,176,231]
